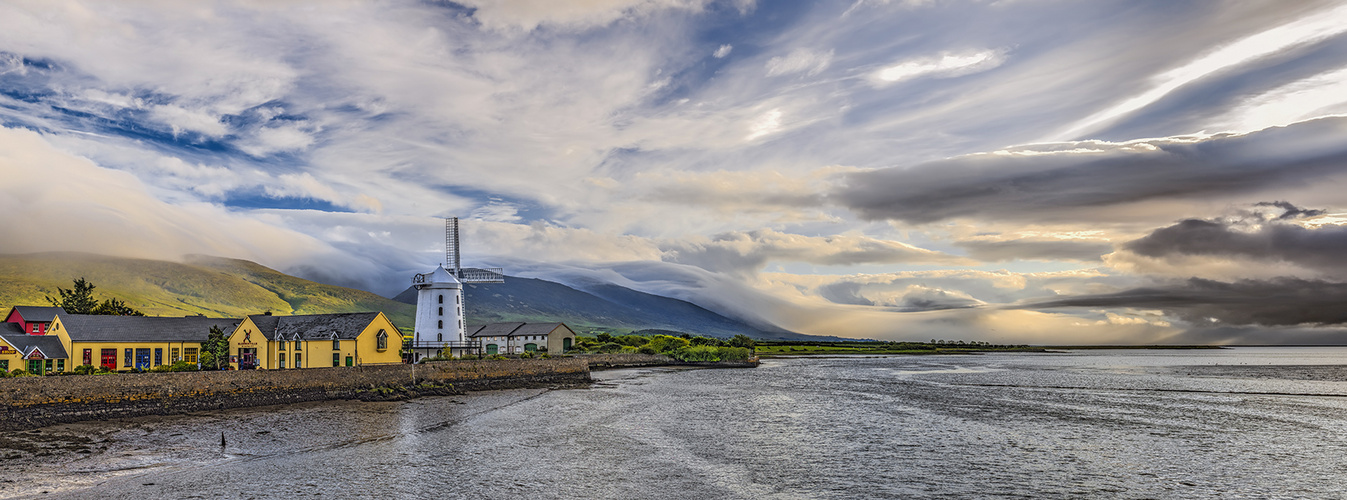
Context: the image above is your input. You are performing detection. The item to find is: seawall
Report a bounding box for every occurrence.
[0,358,590,431]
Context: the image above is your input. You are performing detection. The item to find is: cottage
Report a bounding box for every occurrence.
[467,322,575,355]
[230,312,403,369]
[0,322,69,373]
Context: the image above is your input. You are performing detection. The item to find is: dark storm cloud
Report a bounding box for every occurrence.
[1020,277,1347,326]
[955,239,1114,262]
[833,117,1347,224]
[1124,204,1347,272]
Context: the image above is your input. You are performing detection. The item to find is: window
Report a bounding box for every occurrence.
[278,356,285,369]
[57,359,64,372]
[377,330,388,351]
[333,339,341,350]
[31,324,38,333]
[45,359,54,373]
[332,353,340,367]
[124,348,133,367]
[155,348,162,366]
[184,347,199,364]
[0,360,6,371]
[295,353,302,368]
[437,333,442,342]
[279,341,285,351]
[294,340,301,351]
[83,348,92,366]
[456,295,460,304]
[438,307,443,315]
[438,295,443,303]
[437,320,443,328]
[171,347,180,362]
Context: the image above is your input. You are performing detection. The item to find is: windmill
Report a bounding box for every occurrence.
[409,217,503,360]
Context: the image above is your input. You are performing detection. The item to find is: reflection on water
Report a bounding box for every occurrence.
[6,347,1347,499]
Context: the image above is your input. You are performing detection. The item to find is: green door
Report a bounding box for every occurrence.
[524,343,538,352]
[486,344,498,355]
[563,338,572,351]
[345,356,353,367]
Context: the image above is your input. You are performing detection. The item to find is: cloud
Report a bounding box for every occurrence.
[0,126,340,268]
[765,47,833,77]
[1019,277,1347,327]
[955,238,1114,262]
[452,0,725,31]
[834,117,1347,225]
[713,44,732,58]
[1119,203,1347,276]
[661,228,972,276]
[1052,2,1347,139]
[869,49,1006,86]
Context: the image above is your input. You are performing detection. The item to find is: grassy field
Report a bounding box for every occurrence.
[0,252,415,328]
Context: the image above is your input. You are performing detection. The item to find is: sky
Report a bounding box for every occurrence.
[3,0,1347,344]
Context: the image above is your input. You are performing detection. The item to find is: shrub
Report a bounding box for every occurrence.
[689,336,725,347]
[645,335,690,354]
[596,342,624,353]
[9,369,30,377]
[519,351,535,359]
[488,354,508,361]
[669,346,752,362]
[637,345,658,355]
[615,335,648,347]
[73,364,98,375]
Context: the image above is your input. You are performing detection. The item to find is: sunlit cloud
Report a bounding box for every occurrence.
[869,49,1005,86]
[1053,2,1347,140]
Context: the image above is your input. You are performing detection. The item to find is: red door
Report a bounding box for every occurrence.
[101,349,116,370]
[83,348,92,366]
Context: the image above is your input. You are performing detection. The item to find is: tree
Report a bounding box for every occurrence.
[46,277,144,316]
[47,278,100,314]
[728,334,756,350]
[201,325,230,370]
[92,297,144,316]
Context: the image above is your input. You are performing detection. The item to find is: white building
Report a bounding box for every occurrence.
[410,264,466,361]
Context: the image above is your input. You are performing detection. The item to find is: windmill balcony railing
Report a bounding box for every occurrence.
[407,340,483,351]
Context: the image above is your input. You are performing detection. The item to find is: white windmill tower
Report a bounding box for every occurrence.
[410,217,504,360]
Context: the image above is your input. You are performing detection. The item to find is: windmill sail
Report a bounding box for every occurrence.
[443,217,504,283]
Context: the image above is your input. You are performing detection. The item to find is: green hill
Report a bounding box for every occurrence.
[0,252,415,329]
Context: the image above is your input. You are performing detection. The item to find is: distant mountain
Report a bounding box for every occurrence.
[393,275,820,340]
[0,252,415,329]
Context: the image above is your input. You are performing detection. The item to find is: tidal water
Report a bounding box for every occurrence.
[7,347,1347,499]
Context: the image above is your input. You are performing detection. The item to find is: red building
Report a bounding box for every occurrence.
[4,306,66,335]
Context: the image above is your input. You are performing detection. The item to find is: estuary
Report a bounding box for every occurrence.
[5,348,1347,499]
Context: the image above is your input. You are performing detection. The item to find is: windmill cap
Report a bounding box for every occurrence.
[422,264,463,288]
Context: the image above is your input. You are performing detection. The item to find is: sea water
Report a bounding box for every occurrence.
[7,347,1347,499]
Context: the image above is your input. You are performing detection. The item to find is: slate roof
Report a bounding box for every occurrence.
[466,322,573,338]
[467,322,525,338]
[10,306,66,323]
[513,323,571,336]
[247,312,383,341]
[58,315,238,343]
[0,323,70,359]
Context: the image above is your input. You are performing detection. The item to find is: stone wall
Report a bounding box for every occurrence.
[0,358,589,431]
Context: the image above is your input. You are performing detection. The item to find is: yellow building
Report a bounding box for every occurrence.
[229,312,404,369]
[49,314,237,371]
[0,321,70,374]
